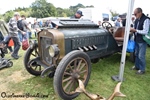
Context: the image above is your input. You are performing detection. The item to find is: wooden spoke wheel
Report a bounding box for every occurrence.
[24,45,44,76]
[54,50,91,100]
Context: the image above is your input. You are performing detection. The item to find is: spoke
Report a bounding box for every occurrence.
[64,80,72,91]
[108,24,111,28]
[80,70,87,74]
[78,63,85,71]
[34,66,37,70]
[68,81,74,93]
[68,65,73,72]
[63,76,72,83]
[74,59,77,69]
[73,80,77,90]
[39,66,41,71]
[31,53,36,57]
[64,72,72,76]
[76,60,82,70]
[35,49,39,56]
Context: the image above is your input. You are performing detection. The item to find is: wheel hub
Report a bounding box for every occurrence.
[72,70,80,79]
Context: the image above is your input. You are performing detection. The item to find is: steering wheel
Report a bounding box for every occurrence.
[102,21,113,30]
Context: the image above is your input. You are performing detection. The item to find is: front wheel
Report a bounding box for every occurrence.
[54,50,91,100]
[24,45,44,76]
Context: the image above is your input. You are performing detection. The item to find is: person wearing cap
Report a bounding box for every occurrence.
[71,10,83,19]
[8,12,26,59]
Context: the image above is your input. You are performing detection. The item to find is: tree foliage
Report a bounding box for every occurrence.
[0,14,3,19]
[30,0,56,18]
[1,0,100,22]
[69,3,85,16]
[109,9,119,17]
[3,10,14,22]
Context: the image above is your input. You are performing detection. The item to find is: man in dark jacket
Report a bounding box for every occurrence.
[130,8,150,74]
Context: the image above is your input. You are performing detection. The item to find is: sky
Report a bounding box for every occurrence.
[0,0,149,14]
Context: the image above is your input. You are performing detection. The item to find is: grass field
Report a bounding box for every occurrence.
[0,45,150,100]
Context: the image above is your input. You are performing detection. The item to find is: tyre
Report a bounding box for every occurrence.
[24,45,43,76]
[54,50,91,100]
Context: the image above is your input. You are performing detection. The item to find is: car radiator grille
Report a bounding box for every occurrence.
[40,36,52,65]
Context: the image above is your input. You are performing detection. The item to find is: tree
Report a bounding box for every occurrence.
[30,0,57,18]
[86,5,94,8]
[0,14,3,19]
[3,10,14,22]
[14,7,31,17]
[109,9,119,17]
[56,7,67,17]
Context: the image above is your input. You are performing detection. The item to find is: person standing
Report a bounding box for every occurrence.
[8,12,26,59]
[33,21,40,37]
[130,8,150,74]
[28,22,32,39]
[18,15,31,42]
[98,21,102,28]
[115,17,122,27]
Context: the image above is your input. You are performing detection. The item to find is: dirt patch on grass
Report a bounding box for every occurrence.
[0,70,32,92]
[0,83,7,91]
[7,70,31,83]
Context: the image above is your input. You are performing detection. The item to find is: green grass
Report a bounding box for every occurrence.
[0,46,150,100]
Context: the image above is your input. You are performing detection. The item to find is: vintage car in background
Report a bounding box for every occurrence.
[24,19,132,100]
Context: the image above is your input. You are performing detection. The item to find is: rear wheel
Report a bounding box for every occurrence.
[54,50,91,100]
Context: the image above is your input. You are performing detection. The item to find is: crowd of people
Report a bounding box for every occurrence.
[114,15,135,28]
[0,10,84,60]
[0,12,39,59]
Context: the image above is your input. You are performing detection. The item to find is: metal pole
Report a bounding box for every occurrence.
[111,0,135,81]
[118,0,135,81]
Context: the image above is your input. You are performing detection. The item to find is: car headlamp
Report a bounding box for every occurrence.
[49,44,60,57]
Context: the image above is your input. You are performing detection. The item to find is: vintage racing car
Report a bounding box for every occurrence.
[24,19,132,100]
